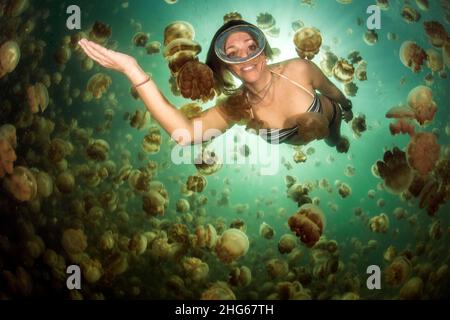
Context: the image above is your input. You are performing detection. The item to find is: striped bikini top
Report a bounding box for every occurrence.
[250,70,323,144]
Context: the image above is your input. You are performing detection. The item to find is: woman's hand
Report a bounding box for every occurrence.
[78,39,146,83]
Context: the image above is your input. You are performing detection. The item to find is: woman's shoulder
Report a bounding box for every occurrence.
[269,57,312,73]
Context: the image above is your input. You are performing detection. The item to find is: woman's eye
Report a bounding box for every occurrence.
[227,52,237,58]
[249,44,257,51]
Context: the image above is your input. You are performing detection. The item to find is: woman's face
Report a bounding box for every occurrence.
[224,31,266,83]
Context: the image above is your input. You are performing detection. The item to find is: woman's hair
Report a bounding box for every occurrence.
[206,19,274,96]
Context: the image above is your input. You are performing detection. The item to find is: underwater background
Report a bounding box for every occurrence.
[0,0,449,299]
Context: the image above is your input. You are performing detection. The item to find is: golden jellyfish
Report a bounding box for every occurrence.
[399,41,428,73]
[344,165,355,177]
[256,12,276,30]
[223,12,242,24]
[0,125,17,178]
[293,150,307,163]
[293,27,322,60]
[332,59,355,84]
[176,198,190,213]
[344,82,358,97]
[369,213,389,233]
[177,60,216,102]
[278,234,298,254]
[86,139,109,161]
[163,21,195,46]
[89,21,112,45]
[132,32,148,47]
[355,60,368,81]
[400,277,423,299]
[186,174,207,193]
[80,258,103,284]
[0,40,20,78]
[423,21,448,48]
[130,109,151,130]
[54,45,71,65]
[99,231,115,251]
[56,171,75,194]
[401,6,421,24]
[27,82,49,114]
[194,224,218,249]
[338,183,352,198]
[142,190,168,217]
[363,30,378,46]
[128,233,148,255]
[426,49,443,73]
[320,51,338,77]
[146,41,161,55]
[142,127,162,154]
[215,228,249,264]
[35,170,53,198]
[407,132,440,176]
[3,166,37,202]
[292,19,305,32]
[384,256,411,286]
[384,245,397,262]
[61,229,87,255]
[201,281,236,300]
[87,73,112,99]
[376,147,414,194]
[195,149,223,175]
[407,85,437,125]
[259,222,275,240]
[182,257,209,281]
[288,203,325,248]
[376,0,389,10]
[266,259,289,279]
[428,220,443,240]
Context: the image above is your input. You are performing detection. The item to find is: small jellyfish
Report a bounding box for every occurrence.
[195,149,223,175]
[87,73,112,99]
[228,266,251,288]
[363,29,378,46]
[407,132,440,176]
[132,32,149,47]
[288,203,325,248]
[399,41,428,73]
[215,228,249,264]
[355,60,367,81]
[376,0,389,10]
[27,82,49,114]
[259,222,275,240]
[338,183,352,198]
[369,213,389,233]
[266,259,289,279]
[384,245,397,262]
[401,6,421,24]
[56,171,75,194]
[61,228,88,255]
[293,150,307,163]
[142,127,162,154]
[376,147,414,194]
[387,32,398,41]
[293,27,322,60]
[86,139,109,161]
[182,257,209,282]
[146,41,161,55]
[201,281,236,300]
[344,82,358,97]
[0,40,20,78]
[351,114,367,138]
[130,109,151,130]
[256,12,276,30]
[423,21,448,48]
[223,12,242,24]
[291,19,305,32]
[278,234,298,254]
[3,166,37,202]
[186,174,207,193]
[332,59,355,84]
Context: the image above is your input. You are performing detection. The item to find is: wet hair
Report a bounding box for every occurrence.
[206,20,273,96]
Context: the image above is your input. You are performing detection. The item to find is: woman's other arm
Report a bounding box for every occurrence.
[78,39,232,145]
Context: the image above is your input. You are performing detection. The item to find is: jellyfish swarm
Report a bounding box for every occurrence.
[163,21,215,102]
[288,203,325,248]
[376,147,414,194]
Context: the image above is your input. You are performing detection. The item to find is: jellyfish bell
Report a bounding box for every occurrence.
[163,21,195,46]
[332,59,355,84]
[87,73,112,99]
[3,166,37,202]
[399,41,428,73]
[27,82,49,114]
[406,85,437,126]
[288,203,326,247]
[293,27,322,60]
[407,132,440,176]
[215,228,249,264]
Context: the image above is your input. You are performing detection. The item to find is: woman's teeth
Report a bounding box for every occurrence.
[242,65,256,72]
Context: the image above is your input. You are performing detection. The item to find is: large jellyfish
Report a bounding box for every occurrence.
[399,41,428,73]
[293,27,322,60]
[376,147,414,194]
[407,132,440,176]
[406,85,437,126]
[288,203,326,248]
[0,40,20,78]
[177,60,216,102]
[215,228,249,264]
[163,21,195,46]
[423,21,448,48]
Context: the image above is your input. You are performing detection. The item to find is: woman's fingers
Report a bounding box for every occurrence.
[80,41,112,67]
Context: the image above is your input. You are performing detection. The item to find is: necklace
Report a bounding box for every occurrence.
[245,72,274,105]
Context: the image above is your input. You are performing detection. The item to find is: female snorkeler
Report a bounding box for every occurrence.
[79,19,353,152]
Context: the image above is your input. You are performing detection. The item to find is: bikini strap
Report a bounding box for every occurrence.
[270,69,315,98]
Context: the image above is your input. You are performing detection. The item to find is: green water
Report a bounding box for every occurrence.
[0,0,449,300]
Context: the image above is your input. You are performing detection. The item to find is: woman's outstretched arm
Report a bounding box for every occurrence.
[78,39,231,145]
